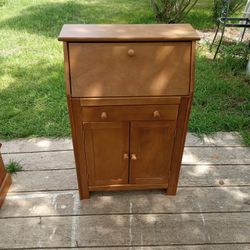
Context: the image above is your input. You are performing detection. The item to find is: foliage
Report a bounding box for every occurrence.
[5,160,23,173]
[151,0,198,23]
[213,0,247,21]
[0,0,5,7]
[0,0,249,145]
[219,42,250,74]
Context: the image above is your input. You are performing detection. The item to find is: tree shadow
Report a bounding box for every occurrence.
[0,1,155,39]
[0,61,70,138]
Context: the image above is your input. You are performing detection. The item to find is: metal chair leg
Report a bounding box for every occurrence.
[240,26,247,42]
[214,25,226,60]
[210,22,221,51]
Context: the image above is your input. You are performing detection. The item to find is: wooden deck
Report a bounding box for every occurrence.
[0,132,249,249]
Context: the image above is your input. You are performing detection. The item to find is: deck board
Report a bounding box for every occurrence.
[42,246,250,250]
[7,164,250,193]
[0,133,249,249]
[0,213,249,248]
[1,186,250,218]
[0,132,244,154]
[2,146,250,172]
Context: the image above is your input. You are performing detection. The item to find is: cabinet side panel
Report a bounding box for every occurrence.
[63,42,71,95]
[0,153,5,184]
[167,96,192,195]
[0,151,12,208]
[67,97,89,199]
[189,41,196,93]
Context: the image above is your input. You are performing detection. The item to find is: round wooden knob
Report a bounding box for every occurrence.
[153,110,160,118]
[128,49,135,57]
[101,112,107,119]
[131,154,137,161]
[123,153,129,160]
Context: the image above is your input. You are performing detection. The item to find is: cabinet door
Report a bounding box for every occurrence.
[130,121,176,185]
[83,122,129,186]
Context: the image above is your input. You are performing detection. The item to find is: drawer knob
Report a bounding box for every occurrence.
[101,112,107,119]
[128,49,135,57]
[153,110,160,118]
[131,154,137,161]
[123,153,129,160]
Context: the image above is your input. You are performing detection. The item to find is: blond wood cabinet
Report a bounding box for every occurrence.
[59,24,200,199]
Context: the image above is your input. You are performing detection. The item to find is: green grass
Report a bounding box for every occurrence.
[5,160,23,173]
[0,0,249,145]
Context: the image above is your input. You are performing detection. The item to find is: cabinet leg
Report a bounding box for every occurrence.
[166,186,177,196]
[79,189,90,199]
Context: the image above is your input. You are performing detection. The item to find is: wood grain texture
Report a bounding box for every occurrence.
[80,97,181,106]
[61,24,199,197]
[58,24,200,42]
[63,42,71,95]
[130,121,176,185]
[0,213,249,248]
[190,41,197,93]
[0,145,11,208]
[84,122,129,186]
[167,96,192,195]
[69,42,191,97]
[67,97,89,199]
[81,105,179,122]
[7,163,250,193]
[1,186,250,217]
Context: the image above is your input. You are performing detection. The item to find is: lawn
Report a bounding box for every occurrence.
[0,0,249,145]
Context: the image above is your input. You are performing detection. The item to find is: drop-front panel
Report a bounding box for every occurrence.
[59,24,200,199]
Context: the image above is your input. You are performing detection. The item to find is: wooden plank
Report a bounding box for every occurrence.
[0,213,249,248]
[42,246,250,250]
[1,138,73,154]
[1,187,250,218]
[80,97,181,106]
[185,132,244,147]
[7,164,250,193]
[182,147,250,165]
[3,146,249,173]
[180,165,250,186]
[0,133,244,154]
[58,24,200,42]
[9,170,77,192]
[3,151,75,171]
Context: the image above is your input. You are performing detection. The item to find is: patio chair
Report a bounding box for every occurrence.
[210,0,250,59]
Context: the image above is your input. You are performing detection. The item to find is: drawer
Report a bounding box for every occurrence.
[81,105,179,122]
[69,42,191,97]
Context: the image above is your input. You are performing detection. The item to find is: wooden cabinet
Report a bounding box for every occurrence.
[0,144,12,208]
[59,24,200,199]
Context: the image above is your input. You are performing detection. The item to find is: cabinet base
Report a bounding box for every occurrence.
[85,184,168,196]
[0,173,12,208]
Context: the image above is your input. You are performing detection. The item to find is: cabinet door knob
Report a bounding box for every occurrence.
[131,154,137,161]
[123,153,129,160]
[153,110,160,118]
[128,49,135,57]
[101,112,107,119]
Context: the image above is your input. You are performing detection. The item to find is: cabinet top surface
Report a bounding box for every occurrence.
[58,24,200,42]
